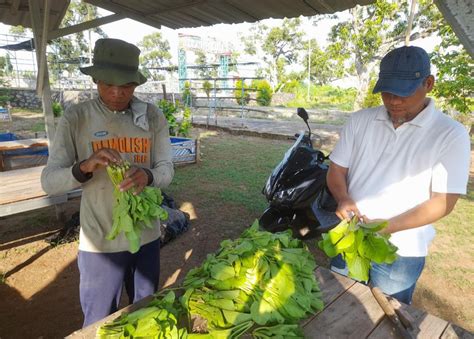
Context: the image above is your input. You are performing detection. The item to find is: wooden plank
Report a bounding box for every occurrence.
[0,187,47,205]
[303,282,385,338]
[315,266,356,305]
[0,194,67,217]
[301,267,357,327]
[441,323,474,339]
[0,165,44,180]
[368,296,452,339]
[0,166,45,205]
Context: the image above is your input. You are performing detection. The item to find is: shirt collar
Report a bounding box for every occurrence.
[97,96,149,131]
[374,97,435,128]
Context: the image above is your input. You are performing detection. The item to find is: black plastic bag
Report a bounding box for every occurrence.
[263,133,328,210]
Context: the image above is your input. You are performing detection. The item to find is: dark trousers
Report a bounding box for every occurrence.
[77,239,160,327]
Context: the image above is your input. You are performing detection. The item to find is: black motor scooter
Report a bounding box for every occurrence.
[259,108,337,236]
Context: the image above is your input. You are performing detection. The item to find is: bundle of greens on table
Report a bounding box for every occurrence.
[318,216,398,282]
[97,221,324,338]
[106,161,168,253]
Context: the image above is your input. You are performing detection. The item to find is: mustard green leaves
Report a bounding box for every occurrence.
[106,162,168,253]
[318,216,398,281]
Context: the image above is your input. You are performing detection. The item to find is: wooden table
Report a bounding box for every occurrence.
[0,165,81,217]
[66,266,471,338]
[0,138,48,171]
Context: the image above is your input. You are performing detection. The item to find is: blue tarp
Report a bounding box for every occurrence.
[0,132,49,156]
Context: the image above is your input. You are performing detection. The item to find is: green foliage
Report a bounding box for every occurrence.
[241,18,304,86]
[234,79,250,106]
[202,80,212,99]
[361,76,382,108]
[431,21,474,121]
[181,81,192,107]
[97,291,187,338]
[284,83,356,112]
[106,162,168,253]
[252,79,273,106]
[280,79,300,93]
[138,32,172,81]
[318,217,398,281]
[306,39,344,85]
[0,55,10,106]
[178,107,192,137]
[0,55,13,76]
[99,223,323,337]
[326,0,442,108]
[158,99,178,135]
[48,0,108,77]
[158,99,192,137]
[194,50,218,79]
[0,84,10,107]
[52,101,63,117]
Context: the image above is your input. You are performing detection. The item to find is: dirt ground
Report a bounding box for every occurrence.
[0,111,472,338]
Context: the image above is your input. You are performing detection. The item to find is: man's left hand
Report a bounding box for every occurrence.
[119,166,148,195]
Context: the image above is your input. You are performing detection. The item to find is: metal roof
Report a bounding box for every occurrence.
[0,0,374,31]
[0,0,472,57]
[83,0,375,29]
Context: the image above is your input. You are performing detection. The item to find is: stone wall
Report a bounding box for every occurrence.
[1,88,180,110]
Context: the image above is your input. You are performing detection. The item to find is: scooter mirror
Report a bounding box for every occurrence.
[297,107,309,122]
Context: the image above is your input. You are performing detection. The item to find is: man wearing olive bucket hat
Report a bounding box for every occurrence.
[41,38,174,326]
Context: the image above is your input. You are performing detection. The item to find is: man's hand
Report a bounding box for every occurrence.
[119,166,149,195]
[80,148,121,174]
[336,197,361,221]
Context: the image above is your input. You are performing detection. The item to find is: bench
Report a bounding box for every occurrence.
[0,165,81,217]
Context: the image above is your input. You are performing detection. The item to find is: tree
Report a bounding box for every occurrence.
[326,0,442,109]
[194,50,209,79]
[241,18,304,90]
[430,20,473,133]
[138,32,171,81]
[0,57,10,106]
[8,25,28,39]
[306,38,344,86]
[49,0,108,78]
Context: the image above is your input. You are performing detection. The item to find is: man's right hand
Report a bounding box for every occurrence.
[336,198,361,221]
[79,148,121,174]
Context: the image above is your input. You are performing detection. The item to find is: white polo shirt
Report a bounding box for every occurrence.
[330,98,470,256]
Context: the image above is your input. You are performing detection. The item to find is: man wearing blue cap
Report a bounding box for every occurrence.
[41,38,174,326]
[326,46,470,304]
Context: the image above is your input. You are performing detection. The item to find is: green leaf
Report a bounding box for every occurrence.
[210,263,236,281]
[360,220,388,232]
[345,252,370,282]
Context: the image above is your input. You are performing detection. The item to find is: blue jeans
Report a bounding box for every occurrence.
[330,254,425,304]
[78,239,160,327]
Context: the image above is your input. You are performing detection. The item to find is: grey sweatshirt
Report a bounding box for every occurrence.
[41,97,174,252]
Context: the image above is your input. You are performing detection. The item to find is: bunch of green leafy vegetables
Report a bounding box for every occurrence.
[106,162,168,253]
[97,221,324,338]
[318,216,398,281]
[181,220,324,338]
[97,290,187,339]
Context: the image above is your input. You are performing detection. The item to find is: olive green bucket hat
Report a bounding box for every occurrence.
[80,38,147,86]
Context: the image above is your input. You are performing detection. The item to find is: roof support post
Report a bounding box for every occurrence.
[29,0,56,141]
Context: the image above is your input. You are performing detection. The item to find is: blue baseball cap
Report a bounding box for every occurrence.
[373,46,431,97]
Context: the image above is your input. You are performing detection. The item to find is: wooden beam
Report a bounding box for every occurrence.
[9,0,21,15]
[36,0,51,96]
[28,0,56,141]
[48,13,125,40]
